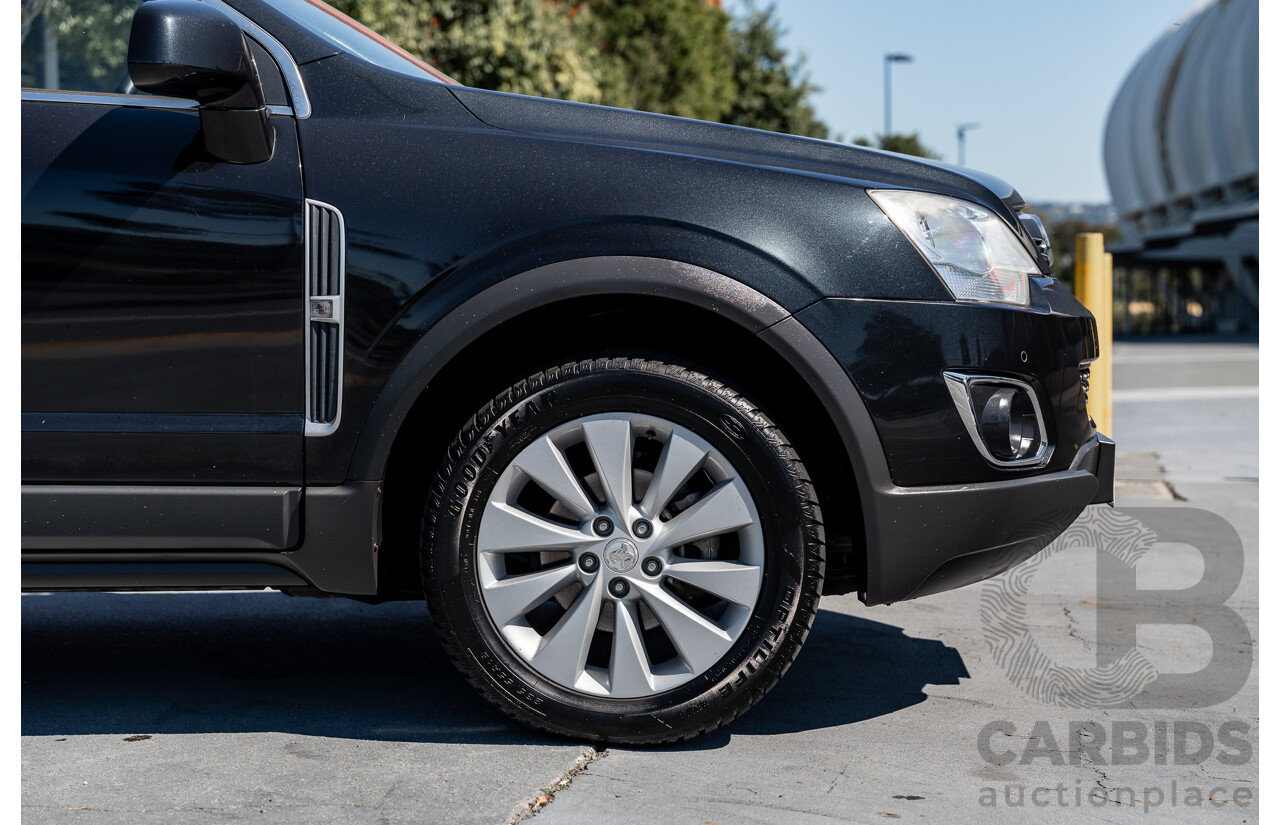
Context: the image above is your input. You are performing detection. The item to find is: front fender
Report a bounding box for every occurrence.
[345,255,809,482]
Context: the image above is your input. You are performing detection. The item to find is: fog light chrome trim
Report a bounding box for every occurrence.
[943,372,1052,469]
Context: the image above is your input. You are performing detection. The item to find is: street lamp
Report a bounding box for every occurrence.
[956,122,980,166]
[883,53,913,137]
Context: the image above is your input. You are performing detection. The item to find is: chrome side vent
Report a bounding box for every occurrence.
[305,200,345,436]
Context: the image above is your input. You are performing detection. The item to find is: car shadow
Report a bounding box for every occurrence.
[702,604,971,746]
[22,593,968,746]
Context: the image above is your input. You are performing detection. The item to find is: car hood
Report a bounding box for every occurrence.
[448,86,1025,221]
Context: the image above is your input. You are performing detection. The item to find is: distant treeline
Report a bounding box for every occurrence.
[331,0,831,139]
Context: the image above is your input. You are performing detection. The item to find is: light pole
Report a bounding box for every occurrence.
[956,122,980,166]
[883,53,913,137]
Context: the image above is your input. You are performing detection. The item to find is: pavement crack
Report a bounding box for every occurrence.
[504,746,607,824]
[1062,605,1092,651]
[1079,752,1121,806]
[826,762,850,794]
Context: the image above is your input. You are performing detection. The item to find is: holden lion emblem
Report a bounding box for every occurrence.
[604,538,639,573]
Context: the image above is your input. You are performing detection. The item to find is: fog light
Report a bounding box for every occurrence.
[974,386,1039,460]
[943,372,1050,468]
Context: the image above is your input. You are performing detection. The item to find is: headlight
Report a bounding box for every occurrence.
[869,190,1038,307]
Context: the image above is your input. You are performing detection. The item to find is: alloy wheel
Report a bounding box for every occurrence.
[476,412,765,698]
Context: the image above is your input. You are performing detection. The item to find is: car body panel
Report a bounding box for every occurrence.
[290,53,960,483]
[21,99,305,487]
[447,85,1029,228]
[795,284,1099,487]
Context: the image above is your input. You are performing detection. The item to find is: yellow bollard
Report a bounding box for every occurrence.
[1074,233,1112,436]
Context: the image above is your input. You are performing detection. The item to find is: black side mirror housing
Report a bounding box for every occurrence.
[128,0,275,164]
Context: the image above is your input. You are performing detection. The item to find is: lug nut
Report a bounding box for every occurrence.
[642,557,662,577]
[578,553,599,573]
[632,519,653,539]
[592,516,614,537]
[609,578,630,597]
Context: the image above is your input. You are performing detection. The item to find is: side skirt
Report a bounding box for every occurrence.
[21,482,382,596]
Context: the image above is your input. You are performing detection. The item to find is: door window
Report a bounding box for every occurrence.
[21,0,143,94]
[22,0,290,106]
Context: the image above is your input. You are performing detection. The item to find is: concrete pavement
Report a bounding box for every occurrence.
[22,593,594,823]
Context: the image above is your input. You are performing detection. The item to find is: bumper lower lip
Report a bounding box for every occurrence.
[1089,433,1116,505]
[863,432,1115,605]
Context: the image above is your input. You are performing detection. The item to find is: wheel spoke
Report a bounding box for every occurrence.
[530,576,605,687]
[512,435,596,521]
[483,563,580,627]
[609,600,655,696]
[639,430,707,518]
[476,411,767,699]
[662,560,761,607]
[654,480,754,551]
[477,502,595,554]
[635,581,733,673]
[581,418,634,518]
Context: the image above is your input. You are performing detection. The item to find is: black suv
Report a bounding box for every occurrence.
[21,0,1114,743]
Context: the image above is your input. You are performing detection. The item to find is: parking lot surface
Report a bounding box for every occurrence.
[22,340,1258,823]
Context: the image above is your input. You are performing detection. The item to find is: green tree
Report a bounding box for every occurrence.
[585,0,736,121]
[853,132,941,160]
[21,0,138,93]
[330,0,834,135]
[330,0,606,103]
[723,3,826,139]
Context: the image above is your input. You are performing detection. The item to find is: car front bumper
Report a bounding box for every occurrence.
[860,432,1113,604]
[790,279,1113,605]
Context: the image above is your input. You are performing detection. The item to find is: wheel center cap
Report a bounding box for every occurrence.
[603,538,639,573]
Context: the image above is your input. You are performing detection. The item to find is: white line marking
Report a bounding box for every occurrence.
[1113,385,1259,402]
[1112,353,1259,365]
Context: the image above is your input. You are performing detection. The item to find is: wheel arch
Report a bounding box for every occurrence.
[352,257,888,599]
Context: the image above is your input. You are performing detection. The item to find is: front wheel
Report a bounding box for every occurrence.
[422,357,824,744]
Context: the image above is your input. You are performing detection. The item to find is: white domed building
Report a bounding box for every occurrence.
[1103,0,1257,334]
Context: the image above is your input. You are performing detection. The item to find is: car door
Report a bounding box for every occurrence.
[21,0,308,550]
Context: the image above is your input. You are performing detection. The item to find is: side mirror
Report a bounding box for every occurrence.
[128,0,275,164]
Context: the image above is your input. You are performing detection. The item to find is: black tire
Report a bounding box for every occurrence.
[422,356,824,744]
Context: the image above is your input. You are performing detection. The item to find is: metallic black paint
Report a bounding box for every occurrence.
[22,3,1110,604]
[22,100,304,485]
[342,256,792,485]
[287,51,1016,483]
[795,281,1099,487]
[21,431,302,485]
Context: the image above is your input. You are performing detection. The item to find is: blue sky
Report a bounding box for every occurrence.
[726,0,1201,204]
